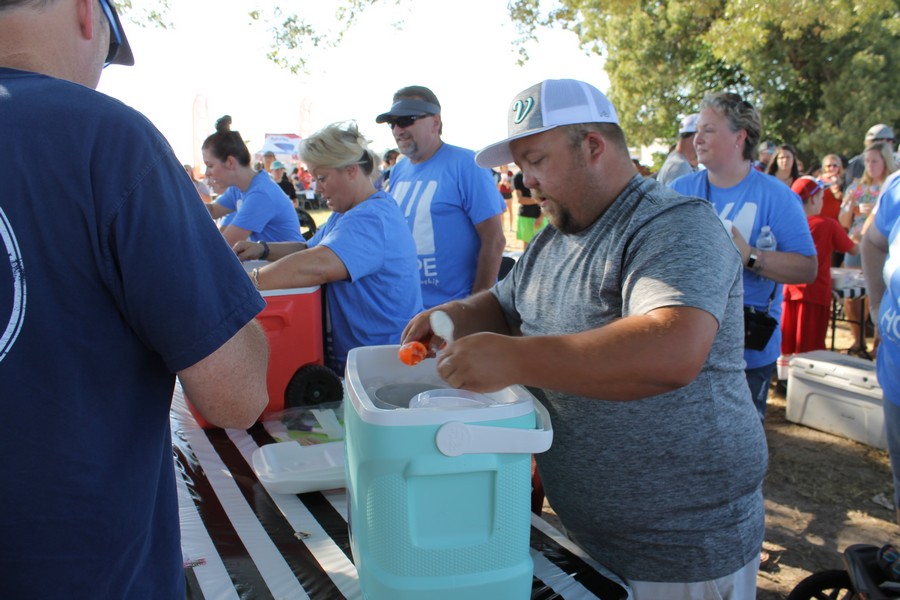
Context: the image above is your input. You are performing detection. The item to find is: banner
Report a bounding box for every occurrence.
[258,133,302,161]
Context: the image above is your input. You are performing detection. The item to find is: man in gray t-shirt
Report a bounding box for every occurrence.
[656,113,699,187]
[402,79,767,598]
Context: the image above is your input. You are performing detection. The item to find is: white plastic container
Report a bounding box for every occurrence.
[787,350,885,449]
[831,267,865,290]
[344,345,552,600]
[251,441,345,495]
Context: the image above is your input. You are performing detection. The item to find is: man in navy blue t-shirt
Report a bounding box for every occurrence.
[0,1,269,597]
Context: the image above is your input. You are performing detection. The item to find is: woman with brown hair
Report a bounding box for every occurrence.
[765,143,801,187]
[203,115,304,246]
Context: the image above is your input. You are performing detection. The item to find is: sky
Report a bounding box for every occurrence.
[96,0,611,169]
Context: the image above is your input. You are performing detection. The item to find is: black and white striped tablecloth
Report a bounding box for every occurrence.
[832,286,866,300]
[171,385,630,600]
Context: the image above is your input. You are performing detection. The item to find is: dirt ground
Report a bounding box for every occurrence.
[755,376,896,599]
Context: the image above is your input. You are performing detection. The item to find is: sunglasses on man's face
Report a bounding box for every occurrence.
[388,115,429,130]
[98,0,123,67]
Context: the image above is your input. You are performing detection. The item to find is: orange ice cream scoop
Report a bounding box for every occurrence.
[398,341,428,366]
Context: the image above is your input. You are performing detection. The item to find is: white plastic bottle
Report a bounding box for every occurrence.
[756,225,776,251]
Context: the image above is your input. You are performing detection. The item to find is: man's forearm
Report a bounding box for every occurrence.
[471,248,503,293]
[444,290,511,338]
[471,215,506,293]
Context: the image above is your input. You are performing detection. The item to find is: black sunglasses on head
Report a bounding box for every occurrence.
[388,114,429,130]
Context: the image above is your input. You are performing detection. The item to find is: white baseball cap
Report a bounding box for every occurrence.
[679,114,699,135]
[475,79,619,168]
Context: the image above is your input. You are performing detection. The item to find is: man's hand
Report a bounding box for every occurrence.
[400,309,440,359]
[435,332,517,393]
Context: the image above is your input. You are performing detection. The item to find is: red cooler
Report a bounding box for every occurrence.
[186,276,342,428]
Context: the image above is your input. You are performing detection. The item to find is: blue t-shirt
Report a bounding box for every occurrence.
[217,171,303,243]
[672,168,816,368]
[0,68,265,598]
[388,143,505,308]
[306,191,423,373]
[874,173,900,403]
[215,185,241,227]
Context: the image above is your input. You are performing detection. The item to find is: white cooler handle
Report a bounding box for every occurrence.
[435,400,553,457]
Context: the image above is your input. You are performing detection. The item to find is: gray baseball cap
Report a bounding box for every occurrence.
[475,79,618,168]
[866,123,895,142]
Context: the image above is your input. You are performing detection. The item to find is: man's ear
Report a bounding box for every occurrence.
[584,130,607,163]
[78,0,95,41]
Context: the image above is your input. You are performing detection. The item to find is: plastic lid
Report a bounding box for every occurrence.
[409,389,495,409]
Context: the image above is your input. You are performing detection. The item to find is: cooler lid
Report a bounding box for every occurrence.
[260,286,320,297]
[789,350,880,391]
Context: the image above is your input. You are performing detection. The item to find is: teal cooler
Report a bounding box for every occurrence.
[345,345,553,600]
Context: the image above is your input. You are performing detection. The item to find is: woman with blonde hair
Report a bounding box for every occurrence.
[839,141,898,356]
[233,122,423,372]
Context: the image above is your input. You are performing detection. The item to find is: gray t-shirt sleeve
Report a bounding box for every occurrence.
[623,201,736,325]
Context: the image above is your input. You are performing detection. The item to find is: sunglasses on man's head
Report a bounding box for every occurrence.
[388,115,429,130]
[98,0,123,67]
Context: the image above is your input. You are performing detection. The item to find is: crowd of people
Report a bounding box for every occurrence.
[3,2,900,599]
[656,114,898,365]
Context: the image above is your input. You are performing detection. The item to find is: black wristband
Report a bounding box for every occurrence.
[259,240,270,260]
[746,248,758,269]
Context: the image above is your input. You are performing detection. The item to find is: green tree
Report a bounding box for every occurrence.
[509,0,900,165]
[115,0,172,30]
[117,0,898,164]
[116,1,394,74]
[247,1,399,75]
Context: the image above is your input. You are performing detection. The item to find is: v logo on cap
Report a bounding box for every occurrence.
[513,98,535,125]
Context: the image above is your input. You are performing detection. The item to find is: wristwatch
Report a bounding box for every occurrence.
[746,248,759,269]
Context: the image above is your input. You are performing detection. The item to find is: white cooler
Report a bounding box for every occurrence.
[786,350,885,449]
